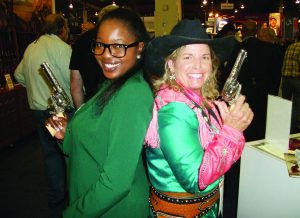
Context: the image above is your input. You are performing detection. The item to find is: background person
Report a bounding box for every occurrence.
[261,22,268,29]
[216,22,236,38]
[46,8,153,217]
[281,37,300,134]
[220,19,284,141]
[144,19,253,218]
[14,13,72,217]
[218,19,284,218]
[258,27,278,44]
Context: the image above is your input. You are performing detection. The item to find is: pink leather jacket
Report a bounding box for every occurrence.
[145,86,245,190]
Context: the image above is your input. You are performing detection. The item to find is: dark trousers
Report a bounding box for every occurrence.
[222,160,240,218]
[281,77,300,134]
[32,110,67,207]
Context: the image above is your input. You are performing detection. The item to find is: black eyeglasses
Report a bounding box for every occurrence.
[91,41,140,58]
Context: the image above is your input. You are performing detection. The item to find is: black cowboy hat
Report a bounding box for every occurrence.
[145,19,237,77]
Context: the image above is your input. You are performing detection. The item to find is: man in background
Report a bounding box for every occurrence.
[70,4,118,109]
[258,27,278,44]
[221,20,283,141]
[281,33,300,134]
[14,14,72,217]
[220,19,284,218]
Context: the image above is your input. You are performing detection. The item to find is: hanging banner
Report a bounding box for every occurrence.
[221,3,234,10]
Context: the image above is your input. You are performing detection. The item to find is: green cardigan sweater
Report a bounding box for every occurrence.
[61,70,153,217]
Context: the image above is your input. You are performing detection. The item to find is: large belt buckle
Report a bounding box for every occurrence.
[155,211,184,218]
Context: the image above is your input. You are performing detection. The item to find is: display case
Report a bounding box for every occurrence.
[0,1,38,150]
[0,85,36,150]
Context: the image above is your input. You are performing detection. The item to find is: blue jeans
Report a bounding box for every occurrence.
[32,110,67,205]
[281,77,300,134]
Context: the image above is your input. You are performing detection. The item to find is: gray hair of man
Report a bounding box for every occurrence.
[43,14,67,36]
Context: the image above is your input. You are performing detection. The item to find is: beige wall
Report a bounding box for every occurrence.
[154,0,182,37]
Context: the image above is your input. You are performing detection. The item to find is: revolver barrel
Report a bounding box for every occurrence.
[221,49,247,105]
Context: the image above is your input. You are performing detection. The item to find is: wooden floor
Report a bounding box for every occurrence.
[0,131,51,218]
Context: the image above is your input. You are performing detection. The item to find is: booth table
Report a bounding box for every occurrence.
[237,134,300,218]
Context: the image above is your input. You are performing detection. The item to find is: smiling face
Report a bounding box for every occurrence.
[94,19,144,80]
[167,44,212,94]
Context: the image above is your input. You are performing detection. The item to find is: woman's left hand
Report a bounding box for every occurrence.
[45,115,68,140]
[214,95,254,132]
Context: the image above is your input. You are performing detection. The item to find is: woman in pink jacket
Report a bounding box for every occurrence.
[144,19,254,218]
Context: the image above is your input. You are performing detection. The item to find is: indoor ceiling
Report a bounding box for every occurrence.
[56,0,299,17]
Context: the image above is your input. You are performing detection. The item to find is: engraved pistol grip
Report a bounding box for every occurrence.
[221,79,242,105]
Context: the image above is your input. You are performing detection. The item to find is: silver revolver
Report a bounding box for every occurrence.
[221,49,247,105]
[41,62,73,114]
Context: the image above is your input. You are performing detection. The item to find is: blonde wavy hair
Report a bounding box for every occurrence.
[152,45,220,101]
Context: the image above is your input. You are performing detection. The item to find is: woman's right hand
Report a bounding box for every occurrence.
[45,115,68,140]
[214,95,254,132]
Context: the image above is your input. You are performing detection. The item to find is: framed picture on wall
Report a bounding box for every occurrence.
[269,13,281,37]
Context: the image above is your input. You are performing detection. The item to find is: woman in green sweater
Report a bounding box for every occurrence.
[46,8,153,217]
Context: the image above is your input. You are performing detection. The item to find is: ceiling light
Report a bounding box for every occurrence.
[69,2,73,9]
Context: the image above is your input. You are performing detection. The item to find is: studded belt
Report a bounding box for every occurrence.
[149,186,219,218]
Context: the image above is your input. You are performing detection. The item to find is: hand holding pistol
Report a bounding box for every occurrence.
[41,62,73,136]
